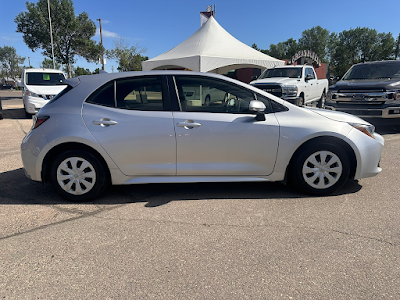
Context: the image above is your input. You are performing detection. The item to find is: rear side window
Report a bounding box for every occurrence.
[116,76,163,111]
[86,81,115,107]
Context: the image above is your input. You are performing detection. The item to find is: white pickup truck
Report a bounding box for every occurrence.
[250,65,328,107]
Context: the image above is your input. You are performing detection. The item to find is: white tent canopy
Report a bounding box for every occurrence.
[142,16,285,74]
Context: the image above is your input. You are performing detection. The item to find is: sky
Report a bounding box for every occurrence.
[1,0,400,73]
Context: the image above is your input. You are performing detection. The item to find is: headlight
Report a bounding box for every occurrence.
[282,85,298,95]
[384,90,400,103]
[349,123,375,139]
[326,89,338,102]
[26,90,40,98]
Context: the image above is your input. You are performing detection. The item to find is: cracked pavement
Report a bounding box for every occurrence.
[0,90,399,299]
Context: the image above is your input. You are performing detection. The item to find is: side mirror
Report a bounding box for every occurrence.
[305,74,313,81]
[249,100,266,121]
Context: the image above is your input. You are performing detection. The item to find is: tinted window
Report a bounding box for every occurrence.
[269,99,289,113]
[342,62,400,80]
[26,72,66,85]
[174,76,259,114]
[116,76,163,111]
[86,81,115,107]
[260,68,302,79]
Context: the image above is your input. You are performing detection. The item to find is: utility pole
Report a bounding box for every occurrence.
[97,18,105,71]
[47,0,55,69]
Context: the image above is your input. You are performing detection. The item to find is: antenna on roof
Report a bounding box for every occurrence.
[200,5,215,27]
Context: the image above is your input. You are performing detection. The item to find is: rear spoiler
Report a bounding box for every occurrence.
[65,77,80,88]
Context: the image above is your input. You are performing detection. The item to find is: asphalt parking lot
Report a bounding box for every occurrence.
[0,90,399,299]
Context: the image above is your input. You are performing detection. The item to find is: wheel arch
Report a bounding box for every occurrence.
[42,142,111,184]
[285,136,357,183]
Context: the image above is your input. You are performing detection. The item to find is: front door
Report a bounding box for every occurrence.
[172,75,280,176]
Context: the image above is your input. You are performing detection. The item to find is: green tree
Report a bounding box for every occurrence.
[106,38,147,72]
[329,28,395,77]
[41,58,61,69]
[261,38,299,59]
[251,43,260,51]
[15,0,103,78]
[298,26,330,62]
[395,33,400,60]
[74,66,92,76]
[0,46,25,80]
[92,68,100,74]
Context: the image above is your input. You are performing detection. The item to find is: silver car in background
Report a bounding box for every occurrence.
[21,71,384,201]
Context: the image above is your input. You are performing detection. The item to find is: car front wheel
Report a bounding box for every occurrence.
[50,150,109,202]
[291,140,350,195]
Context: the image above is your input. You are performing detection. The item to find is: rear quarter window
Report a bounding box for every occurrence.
[47,85,73,105]
[86,81,115,107]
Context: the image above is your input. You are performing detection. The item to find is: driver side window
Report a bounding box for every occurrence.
[174,76,258,114]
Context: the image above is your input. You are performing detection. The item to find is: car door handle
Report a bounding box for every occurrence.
[177,121,201,129]
[92,118,118,127]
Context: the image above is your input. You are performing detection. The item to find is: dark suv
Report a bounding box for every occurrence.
[326,60,400,118]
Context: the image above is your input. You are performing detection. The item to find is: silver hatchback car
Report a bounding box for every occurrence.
[21,71,384,201]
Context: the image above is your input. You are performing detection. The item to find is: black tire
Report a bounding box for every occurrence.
[290,140,350,195]
[317,92,326,108]
[294,96,304,106]
[49,150,109,202]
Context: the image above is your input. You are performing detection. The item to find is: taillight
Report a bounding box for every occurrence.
[32,116,50,130]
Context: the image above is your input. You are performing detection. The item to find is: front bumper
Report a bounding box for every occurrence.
[346,129,384,180]
[325,104,400,118]
[24,96,50,114]
[283,96,302,103]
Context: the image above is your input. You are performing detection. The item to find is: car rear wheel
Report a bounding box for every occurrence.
[291,140,350,195]
[50,150,109,202]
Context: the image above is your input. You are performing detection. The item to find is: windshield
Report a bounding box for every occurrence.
[260,68,302,79]
[26,72,66,85]
[342,62,400,80]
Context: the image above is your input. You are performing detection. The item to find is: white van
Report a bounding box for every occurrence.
[18,68,67,117]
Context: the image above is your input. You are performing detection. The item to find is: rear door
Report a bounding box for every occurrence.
[82,75,176,176]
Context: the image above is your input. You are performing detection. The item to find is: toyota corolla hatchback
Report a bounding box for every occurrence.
[21,71,384,201]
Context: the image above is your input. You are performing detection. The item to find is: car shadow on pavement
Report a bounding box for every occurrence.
[0,108,31,120]
[367,118,400,135]
[0,168,363,207]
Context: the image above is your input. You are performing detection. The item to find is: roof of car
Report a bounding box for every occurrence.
[71,70,247,88]
[24,68,65,73]
[353,60,400,66]
[272,65,309,69]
